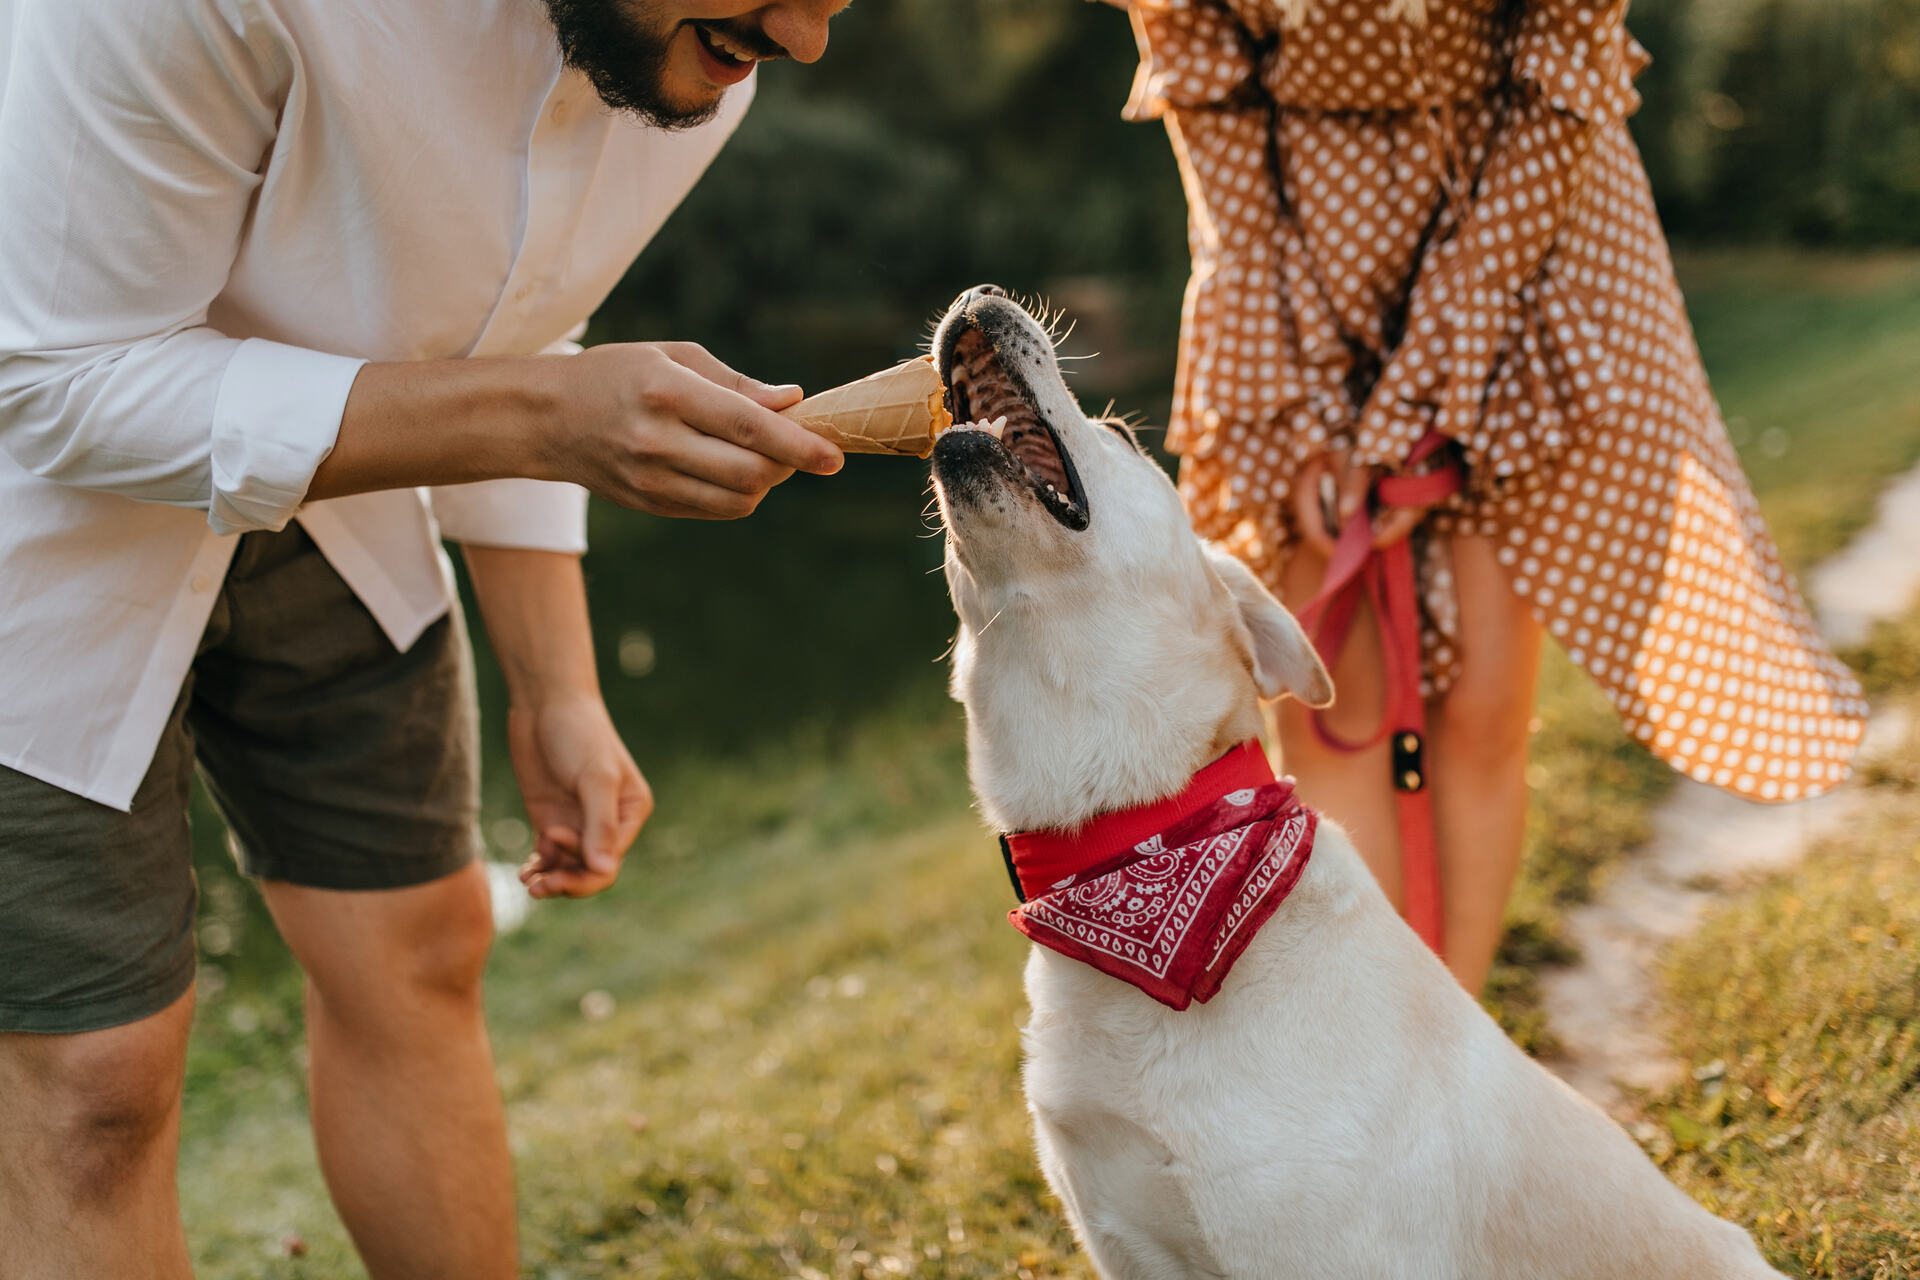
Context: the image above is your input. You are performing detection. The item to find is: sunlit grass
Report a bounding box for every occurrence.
[1648,681,1920,1278]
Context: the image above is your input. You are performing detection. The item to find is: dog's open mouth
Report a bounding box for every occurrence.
[942,328,1088,531]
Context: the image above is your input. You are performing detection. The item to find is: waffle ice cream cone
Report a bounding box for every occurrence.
[781,356,952,458]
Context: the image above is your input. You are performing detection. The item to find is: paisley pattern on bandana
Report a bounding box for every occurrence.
[1010,783,1316,1010]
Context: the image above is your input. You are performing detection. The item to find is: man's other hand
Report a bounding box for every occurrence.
[508,696,652,899]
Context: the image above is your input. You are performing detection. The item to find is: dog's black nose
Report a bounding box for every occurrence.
[959,283,1008,307]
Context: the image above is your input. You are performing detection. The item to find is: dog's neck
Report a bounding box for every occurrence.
[956,590,1263,834]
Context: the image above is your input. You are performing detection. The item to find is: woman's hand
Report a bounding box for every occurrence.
[1290,447,1435,554]
[508,696,652,899]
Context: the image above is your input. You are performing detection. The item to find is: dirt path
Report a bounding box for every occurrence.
[1541,465,1920,1117]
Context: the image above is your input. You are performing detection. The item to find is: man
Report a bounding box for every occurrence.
[0,1,848,1275]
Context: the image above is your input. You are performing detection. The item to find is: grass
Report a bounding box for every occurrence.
[1646,675,1920,1278]
[172,251,1920,1277]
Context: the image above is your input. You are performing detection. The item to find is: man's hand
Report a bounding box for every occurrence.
[313,341,844,517]
[537,341,843,518]
[462,546,650,900]
[507,696,651,899]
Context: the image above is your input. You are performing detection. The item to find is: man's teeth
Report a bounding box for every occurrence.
[705,29,753,61]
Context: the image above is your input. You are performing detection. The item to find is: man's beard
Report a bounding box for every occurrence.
[542,0,721,131]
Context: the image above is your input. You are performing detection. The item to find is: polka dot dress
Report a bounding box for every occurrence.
[1121,0,1868,800]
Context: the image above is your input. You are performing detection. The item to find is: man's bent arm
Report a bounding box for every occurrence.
[311,343,838,520]
[0,0,837,537]
[462,545,651,898]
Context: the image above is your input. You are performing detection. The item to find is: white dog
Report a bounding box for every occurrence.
[927,285,1782,1279]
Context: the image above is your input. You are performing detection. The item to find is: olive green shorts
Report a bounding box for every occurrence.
[0,524,482,1035]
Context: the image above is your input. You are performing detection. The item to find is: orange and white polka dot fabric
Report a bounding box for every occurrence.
[1121,0,1867,800]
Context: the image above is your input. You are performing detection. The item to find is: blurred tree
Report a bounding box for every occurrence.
[1633,0,1920,243]
[595,0,1191,397]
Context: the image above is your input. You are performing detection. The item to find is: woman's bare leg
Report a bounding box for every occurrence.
[1271,535,1542,994]
[1272,546,1405,908]
[1425,535,1544,994]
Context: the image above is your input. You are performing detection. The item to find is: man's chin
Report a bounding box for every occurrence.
[580,74,725,130]
[544,0,727,132]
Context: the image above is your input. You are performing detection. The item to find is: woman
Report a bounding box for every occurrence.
[1107,0,1868,992]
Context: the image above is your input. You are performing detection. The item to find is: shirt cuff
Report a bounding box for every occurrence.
[427,479,590,554]
[208,338,367,535]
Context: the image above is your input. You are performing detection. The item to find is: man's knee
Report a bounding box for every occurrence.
[398,867,495,1003]
[3,1006,190,1205]
[301,865,496,1028]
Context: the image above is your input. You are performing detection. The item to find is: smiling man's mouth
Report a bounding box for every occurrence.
[942,327,1087,530]
[694,21,783,62]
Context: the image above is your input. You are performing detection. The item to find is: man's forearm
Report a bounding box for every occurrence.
[309,357,565,503]
[303,342,839,519]
[461,545,600,705]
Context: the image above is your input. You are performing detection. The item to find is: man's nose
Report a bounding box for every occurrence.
[763,3,835,64]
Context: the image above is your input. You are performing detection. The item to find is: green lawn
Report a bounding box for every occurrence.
[176,252,1920,1278]
[1650,676,1920,1279]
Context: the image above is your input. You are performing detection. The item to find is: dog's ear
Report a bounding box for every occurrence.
[1201,543,1334,708]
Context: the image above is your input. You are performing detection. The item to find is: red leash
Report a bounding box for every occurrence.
[1294,432,1462,957]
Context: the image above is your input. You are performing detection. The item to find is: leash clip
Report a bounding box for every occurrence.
[1391,731,1426,793]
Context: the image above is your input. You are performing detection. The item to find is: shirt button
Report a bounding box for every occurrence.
[190,574,212,593]
[513,283,534,303]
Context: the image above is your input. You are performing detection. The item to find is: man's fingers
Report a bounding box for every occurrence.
[619,465,785,520]
[653,429,795,497]
[657,345,828,462]
[578,768,628,875]
[688,396,842,475]
[525,867,615,899]
[750,383,806,412]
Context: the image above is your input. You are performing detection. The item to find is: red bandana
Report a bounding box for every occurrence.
[1005,741,1318,1011]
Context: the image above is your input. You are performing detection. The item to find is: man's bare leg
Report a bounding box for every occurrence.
[0,989,196,1280]
[262,863,516,1280]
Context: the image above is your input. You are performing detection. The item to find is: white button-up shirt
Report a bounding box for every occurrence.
[0,0,752,810]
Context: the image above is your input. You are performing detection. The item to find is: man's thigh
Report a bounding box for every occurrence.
[0,524,484,1034]
[0,698,198,1035]
[189,524,483,892]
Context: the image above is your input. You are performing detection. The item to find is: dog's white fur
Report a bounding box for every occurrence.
[930,292,1783,1279]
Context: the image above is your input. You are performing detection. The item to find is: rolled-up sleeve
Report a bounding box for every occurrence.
[0,0,365,535]
[425,479,590,553]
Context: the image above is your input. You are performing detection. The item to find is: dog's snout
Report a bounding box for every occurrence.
[958,284,1009,307]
